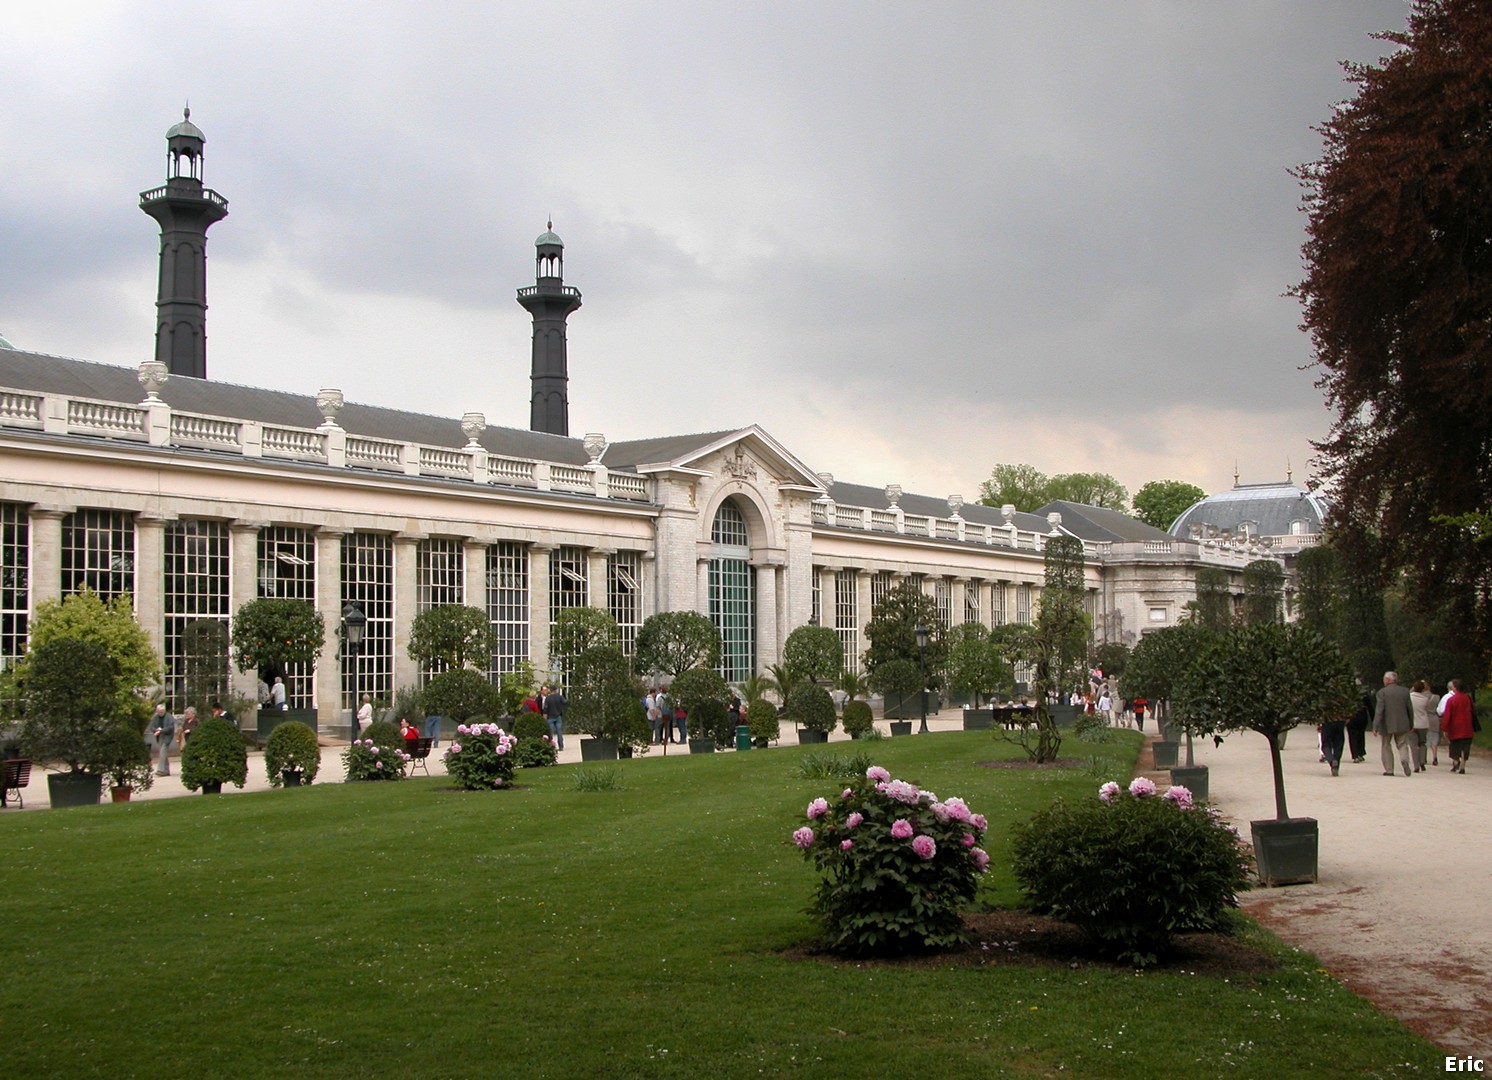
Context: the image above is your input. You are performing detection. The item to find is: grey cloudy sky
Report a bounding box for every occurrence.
[2,0,1409,506]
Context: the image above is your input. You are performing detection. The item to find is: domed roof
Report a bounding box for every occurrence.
[1168,481,1328,540]
[535,220,563,248]
[166,107,205,142]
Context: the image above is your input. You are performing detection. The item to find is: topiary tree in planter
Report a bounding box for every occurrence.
[867,657,922,715]
[746,697,781,746]
[841,699,875,739]
[632,611,721,679]
[1121,622,1217,764]
[786,683,837,739]
[421,668,501,724]
[670,666,731,749]
[407,604,494,679]
[783,624,844,685]
[946,633,1013,708]
[549,608,619,679]
[19,638,122,779]
[230,598,325,708]
[264,720,321,787]
[180,715,249,793]
[1173,623,1357,886]
[569,645,648,754]
[862,582,947,678]
[97,719,155,800]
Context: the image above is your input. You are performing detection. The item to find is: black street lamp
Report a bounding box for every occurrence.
[914,624,930,734]
[341,602,366,742]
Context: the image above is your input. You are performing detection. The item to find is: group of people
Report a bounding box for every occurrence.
[1319,672,1479,777]
[147,700,230,776]
[644,687,684,744]
[518,684,567,749]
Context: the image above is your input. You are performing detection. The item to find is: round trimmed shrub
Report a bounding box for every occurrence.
[841,699,875,739]
[1009,780,1252,967]
[264,720,321,786]
[180,715,249,792]
[746,698,780,744]
[511,711,550,741]
[421,668,501,723]
[786,683,837,734]
[511,710,558,768]
[670,667,732,746]
[868,657,922,697]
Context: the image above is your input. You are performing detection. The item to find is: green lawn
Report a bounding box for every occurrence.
[0,731,1438,1078]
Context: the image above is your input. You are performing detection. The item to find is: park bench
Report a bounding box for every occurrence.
[2,758,32,808]
[405,737,433,776]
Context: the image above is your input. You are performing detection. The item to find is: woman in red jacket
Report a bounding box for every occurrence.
[1439,679,1476,774]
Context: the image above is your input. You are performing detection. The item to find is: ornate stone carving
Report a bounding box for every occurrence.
[947,494,964,516]
[315,388,344,428]
[1002,503,1016,524]
[137,360,169,402]
[722,444,757,481]
[884,484,902,508]
[461,412,486,447]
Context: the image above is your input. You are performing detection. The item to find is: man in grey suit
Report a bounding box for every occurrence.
[1373,671,1415,777]
[150,702,177,777]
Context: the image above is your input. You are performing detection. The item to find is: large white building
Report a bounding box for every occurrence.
[0,114,1307,737]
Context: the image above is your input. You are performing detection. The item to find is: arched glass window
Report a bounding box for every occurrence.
[709,500,755,682]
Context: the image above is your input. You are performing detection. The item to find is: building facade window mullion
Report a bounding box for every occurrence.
[255,526,316,708]
[486,543,529,678]
[607,551,641,656]
[834,568,858,674]
[709,501,755,683]
[164,519,229,712]
[416,538,464,683]
[1,503,29,670]
[61,508,134,600]
[341,532,394,710]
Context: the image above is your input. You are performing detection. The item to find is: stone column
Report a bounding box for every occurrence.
[134,512,174,673]
[228,521,263,708]
[952,578,969,627]
[754,558,780,671]
[588,548,611,611]
[463,540,488,612]
[697,557,712,618]
[638,551,656,623]
[26,506,69,610]
[314,528,346,733]
[393,534,424,693]
[854,569,873,672]
[529,544,554,680]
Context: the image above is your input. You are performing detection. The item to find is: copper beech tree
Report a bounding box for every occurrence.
[1294,0,1492,658]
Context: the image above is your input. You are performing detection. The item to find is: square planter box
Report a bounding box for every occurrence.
[962,709,994,730]
[797,730,829,745]
[1169,765,1209,800]
[688,738,716,754]
[882,692,943,720]
[1251,817,1319,886]
[887,721,913,737]
[579,737,618,761]
[1048,703,1078,729]
[256,708,317,746]
[48,771,104,808]
[1152,740,1180,768]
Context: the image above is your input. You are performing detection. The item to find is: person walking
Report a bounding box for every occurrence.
[270,676,287,711]
[1320,706,1349,777]
[645,689,664,745]
[542,683,567,751]
[1409,679,1437,770]
[1373,671,1415,777]
[178,705,201,748]
[1439,679,1476,774]
[654,686,671,744]
[1347,689,1372,763]
[150,703,176,777]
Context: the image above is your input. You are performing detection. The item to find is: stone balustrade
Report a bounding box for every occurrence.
[0,386,653,503]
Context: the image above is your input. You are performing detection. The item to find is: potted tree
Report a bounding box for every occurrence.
[264,719,321,787]
[787,683,837,744]
[946,628,1013,729]
[868,659,921,735]
[569,645,646,760]
[862,583,946,719]
[670,666,730,753]
[1174,623,1357,886]
[98,721,154,802]
[230,598,325,741]
[633,610,722,683]
[746,697,780,747]
[841,699,876,739]
[782,624,843,687]
[180,714,249,794]
[1122,623,1216,792]
[19,639,122,808]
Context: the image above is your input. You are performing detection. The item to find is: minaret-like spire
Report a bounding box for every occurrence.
[139,107,229,380]
[517,222,582,436]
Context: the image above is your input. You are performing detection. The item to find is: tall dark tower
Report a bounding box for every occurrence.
[517,223,582,436]
[139,108,229,380]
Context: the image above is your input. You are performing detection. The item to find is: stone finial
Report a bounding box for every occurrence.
[948,494,964,516]
[1001,503,1016,524]
[315,388,344,429]
[460,412,487,447]
[885,484,902,508]
[138,360,169,402]
[816,472,834,489]
[582,432,607,464]
[1047,511,1063,534]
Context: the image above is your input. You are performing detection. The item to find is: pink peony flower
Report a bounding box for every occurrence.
[942,796,972,823]
[457,724,470,735]
[369,746,379,754]
[866,765,891,783]
[494,778,504,787]
[807,797,829,820]
[962,833,976,848]
[450,742,462,754]
[841,788,854,799]
[911,835,936,859]
[970,813,988,832]
[884,779,921,804]
[840,839,853,851]
[792,826,815,849]
[890,819,914,839]
[1098,781,1121,804]
[846,812,864,829]
[970,847,990,872]
[1129,777,1157,798]
[1163,785,1193,808]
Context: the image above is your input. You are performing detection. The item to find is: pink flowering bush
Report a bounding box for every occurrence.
[791,765,991,956]
[342,720,411,782]
[444,718,518,790]
[1009,779,1252,967]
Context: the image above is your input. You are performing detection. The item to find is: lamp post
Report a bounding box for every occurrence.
[915,624,930,734]
[341,602,366,743]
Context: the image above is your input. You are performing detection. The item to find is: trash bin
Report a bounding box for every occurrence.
[735,724,751,752]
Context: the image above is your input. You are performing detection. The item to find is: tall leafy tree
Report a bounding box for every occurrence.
[1131,480,1206,531]
[548,608,619,678]
[1294,0,1492,661]
[978,463,1052,511]
[1190,567,1234,631]
[1242,559,1285,626]
[861,582,945,679]
[633,610,721,678]
[781,624,843,683]
[1043,472,1129,512]
[407,605,494,673]
[1293,545,1344,639]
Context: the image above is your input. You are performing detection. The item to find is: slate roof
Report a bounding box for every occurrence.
[0,349,595,467]
[827,479,1055,534]
[1169,482,1328,538]
[1032,500,1174,543]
